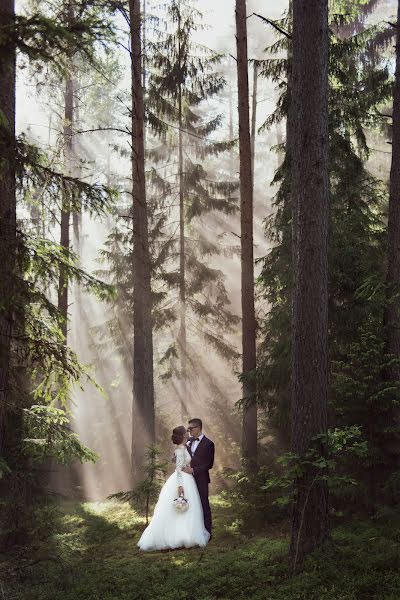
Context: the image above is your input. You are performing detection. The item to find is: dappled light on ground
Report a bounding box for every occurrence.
[3,498,400,600]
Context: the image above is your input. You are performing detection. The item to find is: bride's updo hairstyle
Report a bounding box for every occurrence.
[171,425,186,445]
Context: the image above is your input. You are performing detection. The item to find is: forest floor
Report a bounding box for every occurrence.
[2,495,400,600]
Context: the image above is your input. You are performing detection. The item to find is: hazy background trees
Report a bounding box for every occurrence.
[2,0,400,570]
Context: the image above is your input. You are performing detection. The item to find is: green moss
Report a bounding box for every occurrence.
[2,499,400,600]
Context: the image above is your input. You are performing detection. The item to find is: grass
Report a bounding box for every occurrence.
[1,496,400,600]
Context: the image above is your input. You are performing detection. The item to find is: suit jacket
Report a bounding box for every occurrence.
[187,435,215,484]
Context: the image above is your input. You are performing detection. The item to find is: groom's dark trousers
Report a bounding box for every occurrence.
[187,436,215,535]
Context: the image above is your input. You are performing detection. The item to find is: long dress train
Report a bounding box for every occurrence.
[137,446,210,551]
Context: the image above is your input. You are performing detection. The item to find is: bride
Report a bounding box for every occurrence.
[137,425,210,551]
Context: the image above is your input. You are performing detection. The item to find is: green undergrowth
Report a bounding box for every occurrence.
[2,496,400,600]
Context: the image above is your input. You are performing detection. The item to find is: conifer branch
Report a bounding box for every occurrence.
[74,127,131,136]
[250,13,291,39]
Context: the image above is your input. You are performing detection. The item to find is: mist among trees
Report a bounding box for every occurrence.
[2,0,400,597]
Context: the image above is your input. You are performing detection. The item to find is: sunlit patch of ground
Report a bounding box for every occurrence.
[2,497,400,600]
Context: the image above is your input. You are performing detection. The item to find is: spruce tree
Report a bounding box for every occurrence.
[58,0,75,343]
[0,0,116,545]
[258,1,394,504]
[290,0,330,563]
[129,0,155,483]
[0,0,17,476]
[147,0,239,418]
[384,0,400,467]
[235,0,257,472]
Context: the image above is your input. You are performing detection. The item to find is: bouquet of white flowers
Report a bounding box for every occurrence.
[173,492,189,513]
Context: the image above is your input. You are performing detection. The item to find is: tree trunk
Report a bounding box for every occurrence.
[384,0,400,465]
[0,0,16,461]
[229,82,234,140]
[290,0,330,565]
[250,62,258,182]
[58,1,74,343]
[142,0,147,149]
[178,12,188,421]
[286,0,295,251]
[72,96,82,254]
[0,0,29,550]
[129,0,155,485]
[73,207,81,250]
[235,0,257,472]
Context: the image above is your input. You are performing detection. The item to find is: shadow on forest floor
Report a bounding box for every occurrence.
[1,496,400,600]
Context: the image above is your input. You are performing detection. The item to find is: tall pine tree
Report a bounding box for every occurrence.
[147,0,239,418]
[290,0,330,563]
[129,0,155,483]
[384,0,400,467]
[235,0,257,472]
[0,0,17,479]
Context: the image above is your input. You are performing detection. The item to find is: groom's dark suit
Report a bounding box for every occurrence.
[187,435,214,535]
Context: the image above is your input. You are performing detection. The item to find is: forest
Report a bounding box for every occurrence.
[1,0,400,598]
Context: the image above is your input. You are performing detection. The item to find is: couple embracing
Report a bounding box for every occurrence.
[138,418,215,551]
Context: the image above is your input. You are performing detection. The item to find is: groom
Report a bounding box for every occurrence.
[182,418,214,537]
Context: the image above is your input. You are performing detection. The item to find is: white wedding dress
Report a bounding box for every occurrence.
[137,446,210,551]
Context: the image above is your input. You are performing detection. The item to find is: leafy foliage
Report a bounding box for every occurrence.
[262,427,369,509]
[19,0,116,71]
[23,405,98,464]
[109,445,168,524]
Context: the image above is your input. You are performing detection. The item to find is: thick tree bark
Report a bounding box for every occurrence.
[384,0,400,464]
[142,0,147,150]
[129,0,155,484]
[142,0,147,109]
[235,0,257,472]
[290,0,330,564]
[0,0,16,460]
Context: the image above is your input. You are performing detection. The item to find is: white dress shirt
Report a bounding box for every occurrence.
[190,433,204,454]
